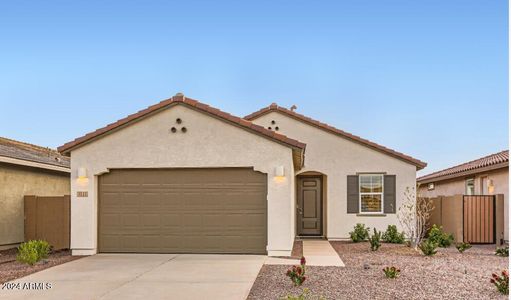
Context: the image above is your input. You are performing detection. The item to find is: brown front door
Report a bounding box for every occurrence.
[297,176,322,236]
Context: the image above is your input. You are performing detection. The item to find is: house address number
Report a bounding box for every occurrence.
[77,191,88,197]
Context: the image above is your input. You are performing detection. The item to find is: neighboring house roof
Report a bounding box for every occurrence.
[58,94,306,169]
[0,137,70,173]
[245,103,427,170]
[418,150,509,183]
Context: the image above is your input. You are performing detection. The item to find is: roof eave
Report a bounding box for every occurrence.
[58,97,307,159]
[417,161,509,183]
[245,105,427,170]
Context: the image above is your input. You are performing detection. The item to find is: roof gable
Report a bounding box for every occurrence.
[58,95,306,169]
[245,103,427,170]
[418,150,508,183]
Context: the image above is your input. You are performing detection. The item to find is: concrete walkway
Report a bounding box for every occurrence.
[265,240,344,267]
[302,240,344,266]
[0,254,265,300]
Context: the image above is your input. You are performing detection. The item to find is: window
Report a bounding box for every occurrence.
[359,174,384,213]
[465,178,475,195]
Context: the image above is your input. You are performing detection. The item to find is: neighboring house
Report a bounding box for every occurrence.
[0,137,70,250]
[58,95,426,256]
[418,150,509,241]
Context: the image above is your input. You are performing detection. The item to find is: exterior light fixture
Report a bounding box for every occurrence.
[488,179,495,194]
[274,166,285,177]
[78,167,87,179]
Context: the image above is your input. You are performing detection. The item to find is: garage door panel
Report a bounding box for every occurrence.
[99,168,267,254]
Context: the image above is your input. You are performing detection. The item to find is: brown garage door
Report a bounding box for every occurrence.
[98,168,267,254]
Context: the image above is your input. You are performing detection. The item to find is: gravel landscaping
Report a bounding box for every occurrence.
[0,248,83,284]
[248,241,508,299]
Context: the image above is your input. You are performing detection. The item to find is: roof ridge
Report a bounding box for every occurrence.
[245,103,427,169]
[418,150,509,181]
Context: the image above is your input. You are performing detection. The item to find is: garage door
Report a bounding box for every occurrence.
[98,168,267,254]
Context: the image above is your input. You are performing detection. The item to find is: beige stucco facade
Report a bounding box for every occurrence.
[69,105,296,256]
[0,163,70,248]
[419,167,509,240]
[251,112,418,239]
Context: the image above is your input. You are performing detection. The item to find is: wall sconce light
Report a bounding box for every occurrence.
[488,179,495,194]
[78,167,87,179]
[274,166,285,177]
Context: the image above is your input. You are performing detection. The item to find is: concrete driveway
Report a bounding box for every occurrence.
[1,254,266,300]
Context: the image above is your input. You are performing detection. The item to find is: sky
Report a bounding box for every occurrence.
[0,0,507,176]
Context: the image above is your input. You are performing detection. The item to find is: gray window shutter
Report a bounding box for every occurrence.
[384,175,396,213]
[347,175,359,213]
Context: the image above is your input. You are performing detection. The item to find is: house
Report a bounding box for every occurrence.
[418,150,509,241]
[58,94,426,256]
[0,137,70,250]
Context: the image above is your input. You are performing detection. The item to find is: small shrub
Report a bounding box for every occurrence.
[455,242,472,253]
[419,239,438,256]
[281,288,326,300]
[286,256,307,286]
[490,270,509,295]
[369,228,382,251]
[428,224,454,248]
[495,246,509,257]
[16,240,51,266]
[349,223,369,243]
[383,266,401,279]
[382,225,405,244]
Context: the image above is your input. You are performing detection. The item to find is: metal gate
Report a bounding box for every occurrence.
[463,195,495,244]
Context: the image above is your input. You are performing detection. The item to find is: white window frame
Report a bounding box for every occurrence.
[359,174,384,214]
[465,178,475,195]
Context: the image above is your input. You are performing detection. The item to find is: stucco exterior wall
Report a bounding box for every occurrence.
[0,163,70,248]
[419,167,509,240]
[69,105,296,256]
[251,112,418,239]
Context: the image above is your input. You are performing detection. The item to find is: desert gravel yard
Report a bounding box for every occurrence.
[247,241,508,299]
[0,248,82,284]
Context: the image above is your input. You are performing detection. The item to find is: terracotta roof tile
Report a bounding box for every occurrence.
[0,137,70,169]
[417,150,508,182]
[58,95,306,169]
[245,104,427,170]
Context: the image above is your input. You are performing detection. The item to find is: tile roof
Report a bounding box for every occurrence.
[57,94,306,168]
[245,103,427,170]
[0,137,70,169]
[417,150,509,182]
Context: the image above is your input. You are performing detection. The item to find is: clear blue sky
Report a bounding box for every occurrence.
[0,0,507,175]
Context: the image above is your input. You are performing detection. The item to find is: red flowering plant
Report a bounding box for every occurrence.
[490,270,509,295]
[286,256,307,286]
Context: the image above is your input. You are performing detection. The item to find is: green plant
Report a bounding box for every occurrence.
[490,270,509,295]
[349,223,369,243]
[419,239,438,256]
[369,228,382,251]
[286,256,307,286]
[495,246,509,257]
[383,266,401,279]
[455,242,472,253]
[428,224,454,248]
[281,288,326,300]
[382,225,405,244]
[16,240,51,266]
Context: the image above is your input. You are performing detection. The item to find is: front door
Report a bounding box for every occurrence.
[297,176,322,236]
